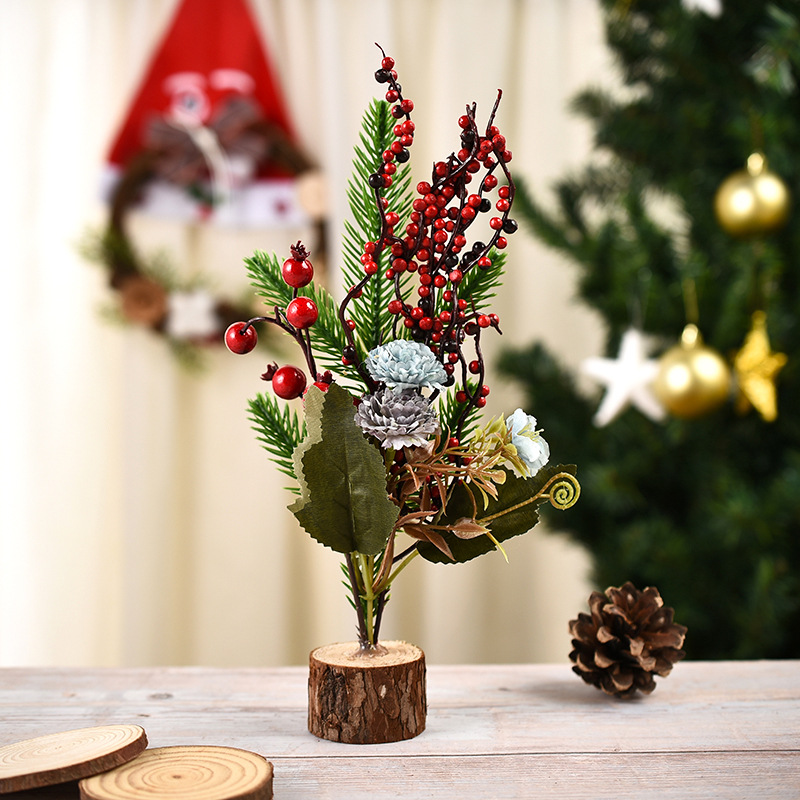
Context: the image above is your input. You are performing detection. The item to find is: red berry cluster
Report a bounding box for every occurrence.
[226,49,518,440]
[340,48,517,434]
[225,242,327,401]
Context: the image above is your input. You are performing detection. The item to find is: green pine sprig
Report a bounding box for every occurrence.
[438,379,483,442]
[247,391,306,488]
[244,250,356,384]
[340,99,415,355]
[451,249,507,315]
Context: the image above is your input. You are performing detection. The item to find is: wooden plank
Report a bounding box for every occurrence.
[265,752,800,800]
[0,662,797,760]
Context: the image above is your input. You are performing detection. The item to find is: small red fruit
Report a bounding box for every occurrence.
[225,322,257,354]
[272,366,307,399]
[303,381,331,399]
[286,296,318,328]
[282,256,314,288]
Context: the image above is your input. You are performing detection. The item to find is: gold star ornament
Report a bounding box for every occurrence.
[734,311,787,422]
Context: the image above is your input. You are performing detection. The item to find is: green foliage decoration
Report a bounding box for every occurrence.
[500,0,800,659]
[289,384,399,555]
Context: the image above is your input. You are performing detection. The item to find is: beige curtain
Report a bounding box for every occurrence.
[0,0,608,667]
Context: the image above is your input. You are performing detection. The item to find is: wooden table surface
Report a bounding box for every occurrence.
[1,660,798,799]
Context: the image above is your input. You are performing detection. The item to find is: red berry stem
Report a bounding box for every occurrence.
[240,309,319,384]
[338,276,379,392]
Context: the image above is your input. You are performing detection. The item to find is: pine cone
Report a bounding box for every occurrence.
[568,582,687,698]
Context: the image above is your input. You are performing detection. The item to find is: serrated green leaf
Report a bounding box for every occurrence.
[289,383,399,554]
[417,464,579,564]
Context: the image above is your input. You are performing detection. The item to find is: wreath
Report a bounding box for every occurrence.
[85,95,325,366]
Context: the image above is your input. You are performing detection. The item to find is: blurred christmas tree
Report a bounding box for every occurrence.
[500,0,800,659]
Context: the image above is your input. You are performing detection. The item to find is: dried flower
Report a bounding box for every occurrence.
[366,340,448,391]
[355,388,440,449]
[506,409,550,476]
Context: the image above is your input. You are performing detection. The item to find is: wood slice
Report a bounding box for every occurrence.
[0,725,147,794]
[308,640,426,744]
[78,746,272,800]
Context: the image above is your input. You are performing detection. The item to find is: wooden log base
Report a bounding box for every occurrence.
[78,746,273,800]
[308,640,426,744]
[0,725,147,794]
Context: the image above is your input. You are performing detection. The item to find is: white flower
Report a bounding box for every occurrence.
[506,408,550,477]
[366,340,447,391]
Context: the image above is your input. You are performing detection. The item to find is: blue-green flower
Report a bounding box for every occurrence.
[506,409,550,476]
[366,340,447,391]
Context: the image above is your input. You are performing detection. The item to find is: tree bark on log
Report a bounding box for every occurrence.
[308,641,426,744]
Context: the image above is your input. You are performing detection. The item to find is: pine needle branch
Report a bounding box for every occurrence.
[248,392,306,484]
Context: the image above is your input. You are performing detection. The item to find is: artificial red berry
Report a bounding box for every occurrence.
[224,322,257,354]
[448,436,460,448]
[388,300,403,314]
[304,380,331,398]
[381,56,395,69]
[480,384,491,397]
[456,390,468,403]
[282,256,314,288]
[286,297,318,329]
[469,360,481,374]
[272,365,307,399]
[476,396,487,408]
[478,315,491,328]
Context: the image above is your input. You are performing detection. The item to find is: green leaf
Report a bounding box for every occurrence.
[289,383,399,554]
[417,464,579,564]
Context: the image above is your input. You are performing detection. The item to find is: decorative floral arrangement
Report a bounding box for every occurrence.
[226,47,580,652]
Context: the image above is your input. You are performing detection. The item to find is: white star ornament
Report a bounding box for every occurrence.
[582,328,666,427]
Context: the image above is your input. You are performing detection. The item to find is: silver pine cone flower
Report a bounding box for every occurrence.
[355,388,440,449]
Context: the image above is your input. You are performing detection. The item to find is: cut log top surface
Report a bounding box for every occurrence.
[311,640,423,668]
[79,746,273,800]
[0,661,798,799]
[0,725,147,794]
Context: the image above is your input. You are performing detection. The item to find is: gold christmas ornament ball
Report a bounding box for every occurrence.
[714,152,790,237]
[654,325,732,418]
